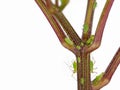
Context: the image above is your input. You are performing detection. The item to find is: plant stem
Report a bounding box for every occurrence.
[104,47,120,81]
[35,0,119,90]
[77,47,91,90]
[87,0,114,53]
[92,47,120,90]
[35,0,75,52]
[54,12,82,46]
[82,0,96,42]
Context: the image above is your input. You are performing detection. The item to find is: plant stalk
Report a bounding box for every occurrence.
[35,0,119,90]
[87,0,114,53]
[77,47,91,90]
[82,0,96,42]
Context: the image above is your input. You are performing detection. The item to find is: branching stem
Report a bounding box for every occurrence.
[35,0,119,90]
[87,0,114,53]
[35,0,75,52]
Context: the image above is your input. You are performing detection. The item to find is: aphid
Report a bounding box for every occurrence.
[90,57,97,73]
[76,45,81,50]
[83,23,89,33]
[90,60,97,73]
[80,42,84,47]
[86,35,94,45]
[80,78,85,85]
[64,37,74,46]
[77,57,81,63]
[72,59,95,74]
[72,61,77,73]
[92,72,104,85]
[90,60,94,73]
[93,1,97,9]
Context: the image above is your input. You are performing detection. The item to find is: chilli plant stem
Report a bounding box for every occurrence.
[87,0,114,53]
[82,0,96,42]
[35,0,120,90]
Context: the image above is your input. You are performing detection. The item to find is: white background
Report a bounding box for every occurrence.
[0,0,120,90]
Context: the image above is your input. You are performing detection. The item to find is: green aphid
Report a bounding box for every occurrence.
[80,78,84,85]
[80,42,84,47]
[92,72,104,86]
[90,60,94,73]
[86,35,94,45]
[59,0,69,11]
[93,1,97,9]
[76,45,81,50]
[65,37,74,46]
[83,23,89,33]
[72,61,77,73]
[77,57,81,63]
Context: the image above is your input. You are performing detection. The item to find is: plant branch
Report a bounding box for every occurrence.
[36,0,82,48]
[35,0,119,90]
[86,0,114,53]
[46,0,52,8]
[35,0,75,52]
[55,0,59,7]
[45,0,82,46]
[77,51,91,90]
[82,0,96,42]
[92,47,120,90]
[53,12,82,46]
